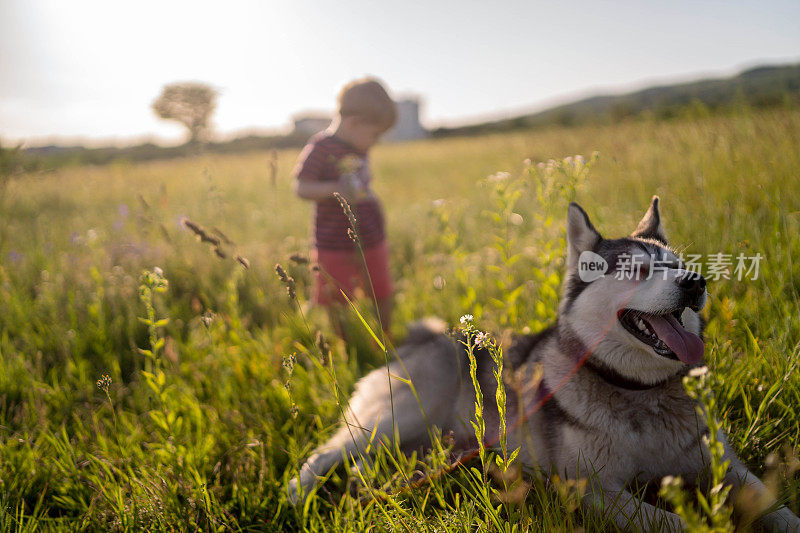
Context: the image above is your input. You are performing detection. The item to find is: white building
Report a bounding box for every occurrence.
[384,98,428,142]
[291,96,427,143]
[293,114,331,137]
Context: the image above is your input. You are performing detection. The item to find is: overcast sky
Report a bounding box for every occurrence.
[2,0,799,147]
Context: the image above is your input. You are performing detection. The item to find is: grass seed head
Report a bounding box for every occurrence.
[315,331,331,365]
[96,373,112,393]
[212,226,233,245]
[235,254,250,269]
[182,218,221,247]
[275,263,289,282]
[281,353,297,373]
[333,192,360,245]
[275,263,297,299]
[289,253,309,265]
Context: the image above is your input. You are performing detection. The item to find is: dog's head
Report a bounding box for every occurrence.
[559,197,706,384]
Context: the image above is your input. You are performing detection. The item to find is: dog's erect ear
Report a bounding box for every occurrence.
[567,202,602,270]
[631,196,667,243]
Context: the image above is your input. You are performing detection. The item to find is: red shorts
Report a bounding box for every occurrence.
[312,241,394,305]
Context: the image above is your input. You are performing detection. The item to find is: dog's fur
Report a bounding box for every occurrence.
[288,197,800,532]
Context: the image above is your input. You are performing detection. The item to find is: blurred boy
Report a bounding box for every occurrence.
[293,78,397,336]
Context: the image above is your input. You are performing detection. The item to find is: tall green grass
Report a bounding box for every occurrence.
[1,107,799,530]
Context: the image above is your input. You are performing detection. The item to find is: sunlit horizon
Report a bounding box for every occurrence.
[2,0,799,148]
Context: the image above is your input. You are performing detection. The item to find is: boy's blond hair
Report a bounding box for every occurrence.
[337,78,397,129]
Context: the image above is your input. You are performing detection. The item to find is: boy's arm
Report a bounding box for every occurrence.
[295,179,349,201]
[294,141,349,201]
[295,179,374,202]
[293,141,373,202]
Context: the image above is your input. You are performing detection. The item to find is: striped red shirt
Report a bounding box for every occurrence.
[294,132,386,250]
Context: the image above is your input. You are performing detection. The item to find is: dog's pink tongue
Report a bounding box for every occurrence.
[645,314,704,364]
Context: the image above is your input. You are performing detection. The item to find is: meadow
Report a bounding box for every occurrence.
[1,107,800,531]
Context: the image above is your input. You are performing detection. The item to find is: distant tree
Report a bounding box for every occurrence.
[0,141,25,179]
[152,82,218,145]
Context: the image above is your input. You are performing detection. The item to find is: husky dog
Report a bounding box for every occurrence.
[289,197,800,532]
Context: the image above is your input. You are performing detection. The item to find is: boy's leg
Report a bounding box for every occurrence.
[362,241,394,335]
[314,242,394,339]
[313,247,360,339]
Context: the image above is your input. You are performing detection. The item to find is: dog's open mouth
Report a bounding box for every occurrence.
[617,308,704,364]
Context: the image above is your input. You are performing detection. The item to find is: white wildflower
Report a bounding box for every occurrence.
[460,314,473,325]
[474,331,489,347]
[688,366,709,378]
[488,171,510,182]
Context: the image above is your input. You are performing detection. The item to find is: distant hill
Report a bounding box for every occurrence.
[5,132,309,173]
[432,63,800,137]
[5,63,799,172]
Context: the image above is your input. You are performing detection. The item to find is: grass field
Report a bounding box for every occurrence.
[2,107,800,531]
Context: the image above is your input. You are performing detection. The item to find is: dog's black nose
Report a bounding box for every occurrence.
[677,270,705,290]
[677,271,706,308]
